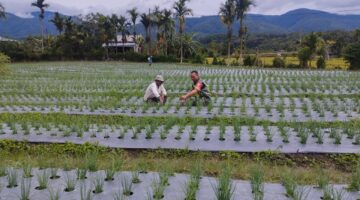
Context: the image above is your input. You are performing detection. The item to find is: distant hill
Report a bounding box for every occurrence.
[1,8,360,39]
[0,12,60,39]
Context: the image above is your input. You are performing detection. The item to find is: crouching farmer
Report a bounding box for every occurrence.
[144,75,167,104]
[180,70,211,106]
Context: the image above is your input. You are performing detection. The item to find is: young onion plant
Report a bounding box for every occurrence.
[18,178,31,200]
[152,176,167,200]
[212,164,235,200]
[184,161,202,200]
[250,165,264,200]
[80,183,93,200]
[36,169,49,190]
[76,168,87,180]
[121,174,133,196]
[48,187,61,200]
[7,167,18,188]
[22,162,33,178]
[281,171,297,198]
[64,172,77,192]
[92,174,104,194]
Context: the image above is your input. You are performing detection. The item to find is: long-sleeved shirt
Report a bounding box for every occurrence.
[144,82,167,101]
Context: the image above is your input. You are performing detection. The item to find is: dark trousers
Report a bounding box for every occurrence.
[192,96,211,106]
[146,96,167,104]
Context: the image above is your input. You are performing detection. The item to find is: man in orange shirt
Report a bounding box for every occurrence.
[180,70,211,106]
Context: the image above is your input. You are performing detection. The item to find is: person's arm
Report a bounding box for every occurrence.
[180,82,201,101]
[160,86,167,103]
[180,89,198,101]
[150,83,161,99]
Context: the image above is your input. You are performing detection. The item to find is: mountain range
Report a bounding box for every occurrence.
[1,8,360,39]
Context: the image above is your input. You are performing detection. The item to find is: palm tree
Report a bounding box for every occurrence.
[153,6,163,55]
[0,3,6,19]
[118,16,130,56]
[173,0,193,63]
[110,14,119,55]
[140,12,152,55]
[234,0,254,63]
[51,12,64,34]
[99,15,115,60]
[160,9,175,56]
[127,8,139,41]
[31,0,50,53]
[175,33,199,58]
[219,0,236,60]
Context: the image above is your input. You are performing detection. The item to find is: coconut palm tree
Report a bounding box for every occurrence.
[0,3,6,19]
[140,12,152,55]
[118,16,130,56]
[127,8,139,41]
[173,0,193,63]
[51,12,64,34]
[219,0,236,60]
[234,0,254,63]
[31,0,50,53]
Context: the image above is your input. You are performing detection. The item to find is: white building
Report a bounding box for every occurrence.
[0,36,17,42]
[102,35,142,53]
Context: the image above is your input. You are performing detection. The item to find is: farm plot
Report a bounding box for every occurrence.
[0,63,359,122]
[0,167,359,200]
[0,62,359,153]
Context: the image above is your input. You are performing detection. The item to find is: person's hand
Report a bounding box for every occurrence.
[180,95,187,101]
[160,96,164,104]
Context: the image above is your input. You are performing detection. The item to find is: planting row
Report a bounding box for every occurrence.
[1,123,359,153]
[0,105,358,122]
[0,165,360,200]
[1,95,359,110]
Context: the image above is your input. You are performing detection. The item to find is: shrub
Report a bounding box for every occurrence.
[316,56,326,69]
[243,55,256,66]
[0,53,10,75]
[191,54,205,64]
[212,57,219,65]
[286,63,301,69]
[272,57,286,68]
[343,43,360,70]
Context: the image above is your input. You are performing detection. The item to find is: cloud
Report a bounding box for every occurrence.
[2,0,360,18]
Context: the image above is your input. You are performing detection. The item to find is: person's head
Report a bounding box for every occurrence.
[155,75,164,86]
[190,70,200,82]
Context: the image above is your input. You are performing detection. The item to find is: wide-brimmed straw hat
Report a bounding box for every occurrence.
[155,75,164,82]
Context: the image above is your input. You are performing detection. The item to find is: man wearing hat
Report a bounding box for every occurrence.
[144,75,167,104]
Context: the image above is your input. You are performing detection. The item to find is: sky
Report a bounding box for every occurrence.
[2,0,360,18]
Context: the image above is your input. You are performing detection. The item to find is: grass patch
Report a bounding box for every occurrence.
[0,141,358,185]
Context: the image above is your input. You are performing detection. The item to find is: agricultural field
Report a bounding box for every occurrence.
[0,61,359,200]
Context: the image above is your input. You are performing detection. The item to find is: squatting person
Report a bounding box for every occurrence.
[180,70,211,106]
[144,75,167,104]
